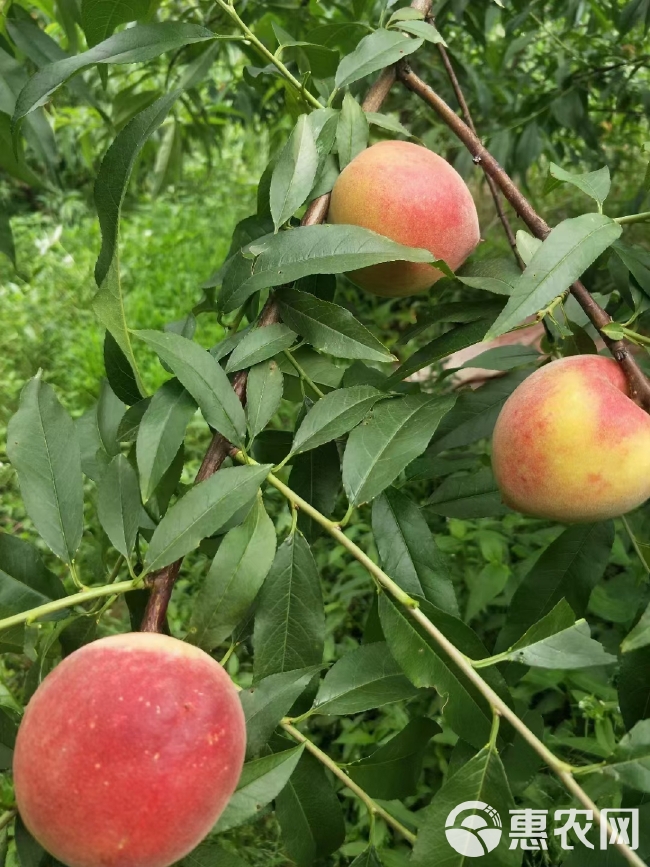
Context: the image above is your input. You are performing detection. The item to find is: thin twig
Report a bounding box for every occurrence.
[281,721,416,843]
[435,44,524,269]
[396,61,650,412]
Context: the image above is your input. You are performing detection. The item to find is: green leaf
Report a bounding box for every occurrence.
[13,23,214,127]
[0,211,15,267]
[622,601,650,653]
[379,595,511,749]
[458,257,523,296]
[270,114,319,231]
[384,319,491,387]
[81,0,150,48]
[291,386,384,456]
[351,848,383,867]
[343,394,456,506]
[143,465,270,574]
[427,468,511,519]
[398,300,505,344]
[136,379,196,502]
[497,522,615,650]
[335,29,423,89]
[372,488,459,616]
[278,288,393,363]
[515,230,542,266]
[503,619,616,669]
[487,214,623,338]
[347,717,440,799]
[394,20,445,44]
[412,747,518,867]
[240,666,321,758]
[215,746,305,833]
[225,324,297,373]
[181,841,251,867]
[246,361,284,440]
[289,442,342,543]
[365,111,412,138]
[103,331,142,406]
[93,93,181,395]
[549,163,611,209]
[458,345,540,371]
[6,377,83,564]
[430,370,531,453]
[218,224,435,313]
[135,330,247,447]
[613,242,650,295]
[619,646,650,729]
[97,455,141,558]
[604,719,650,793]
[337,93,368,170]
[312,642,418,715]
[188,499,276,651]
[253,533,325,681]
[276,751,346,866]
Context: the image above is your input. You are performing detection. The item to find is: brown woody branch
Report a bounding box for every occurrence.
[397,61,650,411]
[140,0,434,633]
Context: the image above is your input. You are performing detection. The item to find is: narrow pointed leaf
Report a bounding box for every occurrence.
[253,533,325,681]
[6,378,83,563]
[270,115,319,231]
[218,224,435,313]
[335,29,423,89]
[291,386,384,456]
[135,330,247,447]
[97,455,141,558]
[343,394,456,505]
[143,465,270,574]
[136,379,197,502]
[336,93,368,169]
[189,499,276,651]
[501,620,616,669]
[487,214,622,338]
[278,288,393,362]
[549,163,611,208]
[81,0,151,48]
[225,324,296,373]
[313,642,418,715]
[246,361,284,440]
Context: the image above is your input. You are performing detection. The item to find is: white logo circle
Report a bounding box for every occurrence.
[445,801,503,857]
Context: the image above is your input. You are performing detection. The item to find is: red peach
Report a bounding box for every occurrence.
[13,632,246,867]
[327,140,480,297]
[492,355,650,522]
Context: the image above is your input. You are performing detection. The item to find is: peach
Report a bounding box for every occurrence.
[327,140,480,297]
[492,355,650,523]
[13,633,246,867]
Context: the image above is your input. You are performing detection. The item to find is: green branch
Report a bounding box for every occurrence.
[614,211,650,225]
[214,0,322,110]
[282,349,326,399]
[0,580,141,633]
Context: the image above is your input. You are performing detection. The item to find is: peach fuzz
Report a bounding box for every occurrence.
[327,140,480,297]
[492,355,650,523]
[13,632,246,867]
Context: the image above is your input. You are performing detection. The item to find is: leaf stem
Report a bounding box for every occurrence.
[0,811,16,833]
[0,580,141,634]
[213,0,322,110]
[233,451,645,867]
[621,515,650,576]
[282,349,326,399]
[280,721,417,843]
[614,211,650,225]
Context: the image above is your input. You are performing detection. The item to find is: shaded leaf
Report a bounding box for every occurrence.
[253,533,325,681]
[246,361,284,440]
[6,377,83,564]
[289,442,341,543]
[97,455,141,558]
[270,114,319,231]
[337,93,368,170]
[189,499,276,651]
[312,642,418,715]
[427,468,511,519]
[81,0,150,48]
